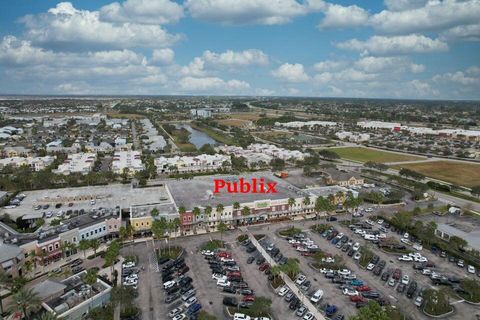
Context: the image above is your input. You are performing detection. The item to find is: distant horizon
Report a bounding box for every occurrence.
[0,93,479,103]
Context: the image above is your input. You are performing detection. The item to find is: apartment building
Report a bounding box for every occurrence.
[54,153,96,175]
[0,156,55,171]
[0,241,25,277]
[155,154,230,174]
[112,150,144,175]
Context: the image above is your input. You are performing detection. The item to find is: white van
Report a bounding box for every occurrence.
[310,289,324,303]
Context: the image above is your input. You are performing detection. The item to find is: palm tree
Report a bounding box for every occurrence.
[79,239,90,259]
[111,286,135,314]
[8,287,41,320]
[192,207,201,232]
[288,197,296,209]
[89,239,100,256]
[178,206,186,215]
[150,208,159,217]
[84,269,98,286]
[38,312,58,320]
[217,221,228,243]
[204,206,213,232]
[242,206,250,216]
[233,202,240,210]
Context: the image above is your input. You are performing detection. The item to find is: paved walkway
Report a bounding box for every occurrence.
[247,232,326,320]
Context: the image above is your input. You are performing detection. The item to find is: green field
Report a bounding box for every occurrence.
[331,147,424,163]
[394,161,480,188]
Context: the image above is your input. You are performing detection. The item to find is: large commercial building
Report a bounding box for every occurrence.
[155,154,230,174]
[275,121,337,128]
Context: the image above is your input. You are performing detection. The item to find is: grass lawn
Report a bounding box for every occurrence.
[229,112,262,121]
[190,123,236,145]
[330,147,424,163]
[176,142,197,152]
[393,161,480,188]
[217,119,250,128]
[201,239,225,251]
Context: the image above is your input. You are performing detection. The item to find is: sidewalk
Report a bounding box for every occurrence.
[247,232,326,320]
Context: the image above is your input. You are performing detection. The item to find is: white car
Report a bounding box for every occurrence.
[353,252,361,260]
[253,318,270,320]
[343,288,359,296]
[45,212,53,218]
[388,278,396,287]
[414,256,427,263]
[364,234,377,241]
[401,275,410,285]
[319,268,334,274]
[365,208,374,213]
[307,244,319,250]
[123,261,136,268]
[234,313,251,320]
[216,279,231,287]
[377,219,384,225]
[365,219,374,225]
[422,269,432,275]
[296,246,308,252]
[168,307,183,318]
[400,238,412,245]
[366,263,375,271]
[398,255,413,262]
[278,286,290,297]
[403,232,409,239]
[201,250,214,256]
[123,279,138,286]
[414,296,424,307]
[295,274,307,285]
[352,242,360,251]
[212,273,227,281]
[172,314,186,320]
[337,269,351,276]
[321,257,335,263]
[289,239,300,244]
[163,280,176,289]
[183,296,197,308]
[468,265,476,274]
[303,312,315,320]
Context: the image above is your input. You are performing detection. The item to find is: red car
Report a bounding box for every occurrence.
[259,263,270,271]
[393,269,401,280]
[356,285,372,292]
[350,295,365,302]
[217,252,232,258]
[242,295,255,302]
[228,271,241,277]
[301,252,314,257]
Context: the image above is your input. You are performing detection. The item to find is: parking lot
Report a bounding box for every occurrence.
[121,217,480,320]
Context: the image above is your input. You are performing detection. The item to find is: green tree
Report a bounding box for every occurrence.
[248,296,272,317]
[152,218,167,240]
[370,192,384,207]
[216,204,224,219]
[350,300,389,320]
[0,270,13,314]
[84,269,98,286]
[192,207,201,221]
[79,239,91,259]
[150,208,159,217]
[471,185,480,198]
[89,239,100,256]
[233,202,240,210]
[288,197,296,209]
[449,236,468,251]
[178,206,186,215]
[8,287,41,320]
[217,221,228,242]
[111,285,136,314]
[302,196,311,206]
[242,206,250,216]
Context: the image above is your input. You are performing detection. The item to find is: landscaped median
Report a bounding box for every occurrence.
[422,289,455,318]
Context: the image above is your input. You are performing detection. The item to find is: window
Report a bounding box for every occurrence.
[55,243,59,249]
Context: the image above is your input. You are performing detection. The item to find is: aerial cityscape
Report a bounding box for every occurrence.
[0,1,479,320]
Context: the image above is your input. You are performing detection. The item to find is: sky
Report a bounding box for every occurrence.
[0,0,479,99]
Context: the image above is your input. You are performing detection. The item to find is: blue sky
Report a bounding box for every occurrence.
[0,0,479,99]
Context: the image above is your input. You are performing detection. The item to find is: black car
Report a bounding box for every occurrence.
[256,257,266,265]
[341,245,350,252]
[279,257,288,265]
[165,293,180,303]
[447,276,461,284]
[223,297,238,307]
[371,255,380,264]
[233,282,249,289]
[158,257,170,265]
[397,283,406,293]
[246,246,257,253]
[356,301,368,308]
[378,260,386,268]
[241,239,251,246]
[162,275,174,282]
[180,284,194,294]
[347,249,355,257]
[362,291,380,299]
[373,266,382,276]
[177,266,190,275]
[381,271,390,281]
[223,286,237,294]
[239,289,254,295]
[166,286,180,295]
[289,297,300,310]
[413,263,425,270]
[332,277,346,284]
[178,276,193,286]
[247,257,255,264]
[406,281,417,298]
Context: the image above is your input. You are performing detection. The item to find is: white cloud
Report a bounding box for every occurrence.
[178,76,250,92]
[180,57,206,77]
[20,2,181,50]
[256,88,276,96]
[313,72,334,84]
[433,69,479,85]
[440,23,480,41]
[371,0,480,35]
[383,0,428,12]
[272,63,309,82]
[99,0,183,25]
[202,49,269,68]
[408,79,439,96]
[354,56,425,73]
[336,34,448,56]
[151,48,175,65]
[185,0,325,25]
[319,4,369,29]
[313,60,348,72]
